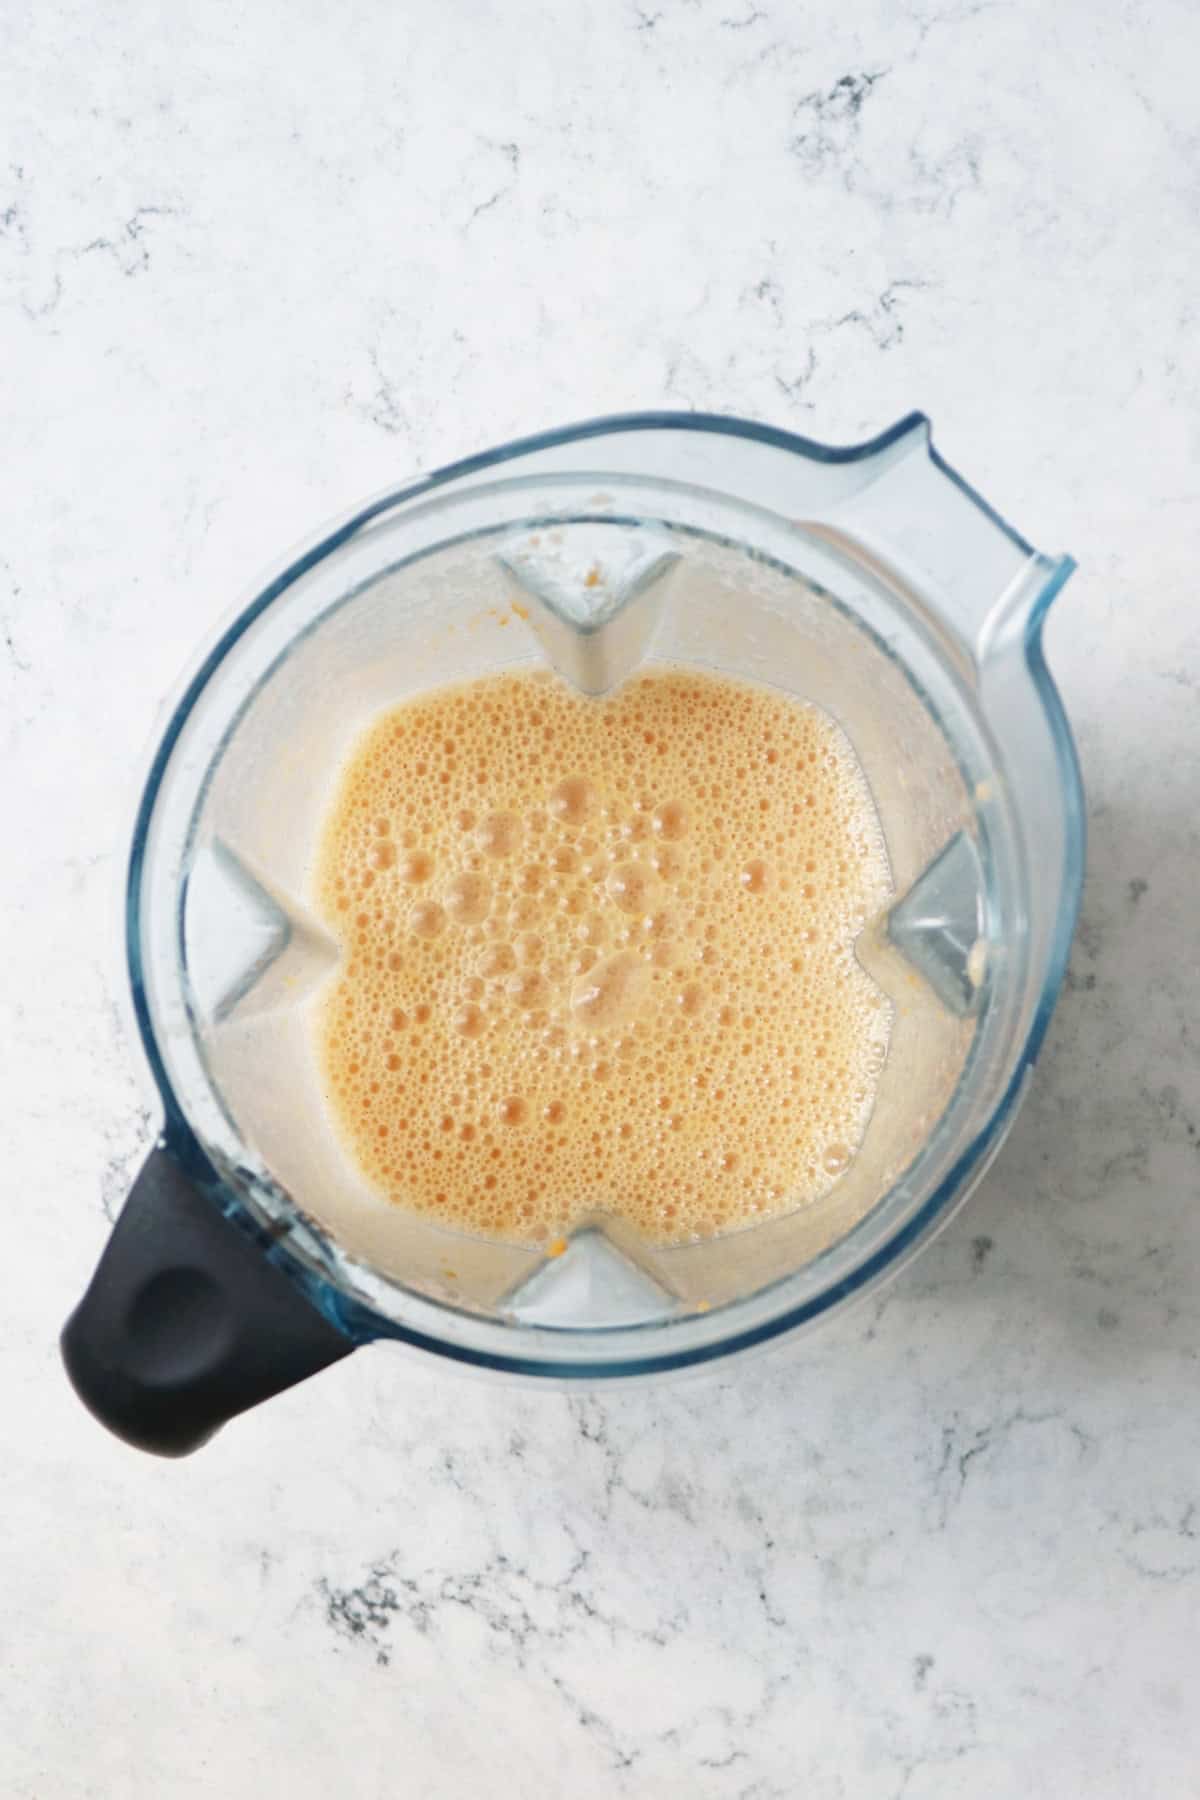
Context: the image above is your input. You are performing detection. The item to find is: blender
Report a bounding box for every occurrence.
[61,412,1084,1454]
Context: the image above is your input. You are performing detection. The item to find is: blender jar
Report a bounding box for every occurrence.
[62,412,1084,1454]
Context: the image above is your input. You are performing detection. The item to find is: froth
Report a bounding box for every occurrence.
[314,665,892,1245]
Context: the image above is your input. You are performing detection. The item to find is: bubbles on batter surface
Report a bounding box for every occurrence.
[476,811,520,858]
[408,900,444,939]
[314,663,893,1246]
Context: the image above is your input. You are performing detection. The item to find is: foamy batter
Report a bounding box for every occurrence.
[313,666,892,1245]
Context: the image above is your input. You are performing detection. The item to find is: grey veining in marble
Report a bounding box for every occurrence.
[3,0,1199,1793]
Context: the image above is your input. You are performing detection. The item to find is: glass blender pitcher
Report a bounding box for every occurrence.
[62,412,1084,1455]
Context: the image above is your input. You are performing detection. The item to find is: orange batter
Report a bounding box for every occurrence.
[314,665,891,1245]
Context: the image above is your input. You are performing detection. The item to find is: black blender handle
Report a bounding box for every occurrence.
[61,1144,355,1457]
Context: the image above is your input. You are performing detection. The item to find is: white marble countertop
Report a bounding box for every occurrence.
[5,0,1199,1793]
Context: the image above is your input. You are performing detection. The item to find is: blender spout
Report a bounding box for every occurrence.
[817,417,1076,665]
